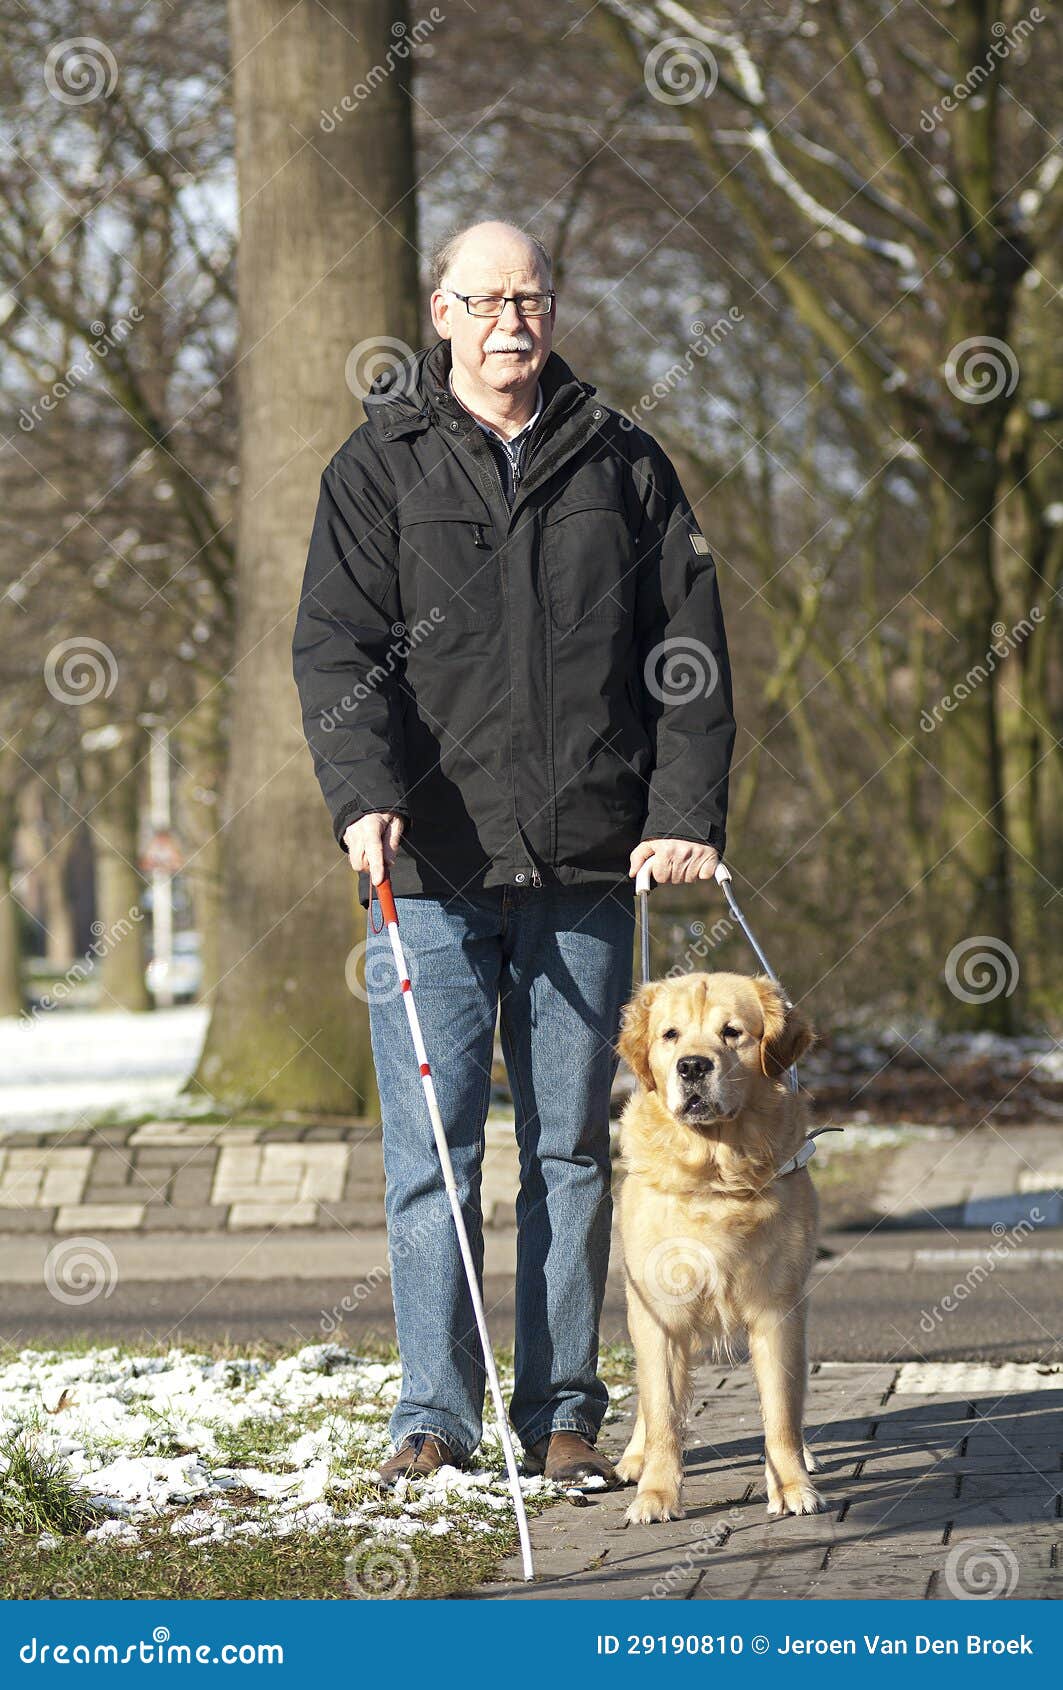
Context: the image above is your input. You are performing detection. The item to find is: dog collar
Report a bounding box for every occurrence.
[773,1125,844,1179]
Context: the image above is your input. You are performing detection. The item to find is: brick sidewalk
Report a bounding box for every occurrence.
[476,1360,1063,1600]
[2,1118,1061,1236]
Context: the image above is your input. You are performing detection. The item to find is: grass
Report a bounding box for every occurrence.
[0,1334,637,1601]
[0,1434,103,1537]
[1,1515,528,1601]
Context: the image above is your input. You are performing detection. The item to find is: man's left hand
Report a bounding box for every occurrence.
[629,838,720,885]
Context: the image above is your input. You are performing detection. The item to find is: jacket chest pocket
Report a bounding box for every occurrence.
[396,504,497,631]
[540,498,635,629]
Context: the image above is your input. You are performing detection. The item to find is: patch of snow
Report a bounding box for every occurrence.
[1,1341,571,1554]
[894,1361,1063,1395]
[0,1006,209,1133]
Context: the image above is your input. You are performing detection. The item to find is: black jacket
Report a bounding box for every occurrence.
[292,338,736,909]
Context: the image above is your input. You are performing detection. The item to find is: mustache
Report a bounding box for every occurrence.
[483,329,535,352]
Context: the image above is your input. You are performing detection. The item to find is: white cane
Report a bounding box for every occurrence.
[369,875,535,1582]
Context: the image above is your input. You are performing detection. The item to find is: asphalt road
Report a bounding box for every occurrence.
[1,1234,1059,1364]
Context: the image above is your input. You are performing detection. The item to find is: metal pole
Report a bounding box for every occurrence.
[149,726,173,1007]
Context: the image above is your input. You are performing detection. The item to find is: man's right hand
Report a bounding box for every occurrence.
[343,812,405,885]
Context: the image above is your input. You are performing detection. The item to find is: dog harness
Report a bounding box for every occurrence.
[772,1125,845,1179]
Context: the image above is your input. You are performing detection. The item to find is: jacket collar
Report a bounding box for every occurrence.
[363,338,596,443]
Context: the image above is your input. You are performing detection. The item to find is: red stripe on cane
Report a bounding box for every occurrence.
[401,978,411,991]
[419,1062,431,1076]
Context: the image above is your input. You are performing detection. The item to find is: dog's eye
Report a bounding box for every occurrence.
[660,1027,679,1041]
[722,1024,742,1041]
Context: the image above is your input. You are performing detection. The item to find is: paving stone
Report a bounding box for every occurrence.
[169,1168,217,1203]
[0,1206,58,1231]
[227,1200,318,1228]
[86,1148,136,1184]
[129,1126,219,1147]
[141,1204,233,1230]
[950,1473,1061,1528]
[697,1557,835,1601]
[79,1184,160,1207]
[216,1180,303,1203]
[811,1553,938,1600]
[928,1569,1062,1599]
[90,1126,136,1145]
[54,1203,145,1230]
[316,1200,388,1229]
[129,1149,192,1168]
[816,1478,957,1534]
[4,1147,93,1170]
[964,1429,1062,1456]
[856,1449,1056,1479]
[0,1173,42,1206]
[92,1164,170,1196]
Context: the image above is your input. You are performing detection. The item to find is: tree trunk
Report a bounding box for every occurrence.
[922,464,1017,1033]
[175,676,227,1001]
[192,0,419,1113]
[38,851,77,970]
[20,781,78,970]
[0,748,23,1017]
[81,721,151,1012]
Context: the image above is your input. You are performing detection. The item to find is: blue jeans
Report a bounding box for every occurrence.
[364,879,636,1462]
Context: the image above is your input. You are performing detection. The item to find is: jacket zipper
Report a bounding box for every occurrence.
[443,418,547,891]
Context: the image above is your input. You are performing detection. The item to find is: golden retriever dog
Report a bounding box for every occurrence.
[614,970,824,1526]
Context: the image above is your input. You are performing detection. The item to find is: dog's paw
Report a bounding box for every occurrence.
[802,1443,822,1474]
[615,1450,644,1485]
[626,1487,686,1525]
[767,1480,825,1518]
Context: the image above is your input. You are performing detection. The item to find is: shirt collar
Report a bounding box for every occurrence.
[447,370,543,446]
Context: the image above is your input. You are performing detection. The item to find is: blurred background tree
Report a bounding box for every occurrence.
[1,0,1060,1113]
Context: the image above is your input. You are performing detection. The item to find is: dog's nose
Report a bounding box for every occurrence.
[676,1054,715,1082]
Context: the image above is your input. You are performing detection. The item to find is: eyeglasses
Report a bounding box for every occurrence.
[445,289,555,318]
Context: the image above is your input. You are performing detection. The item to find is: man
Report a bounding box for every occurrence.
[292,220,735,1491]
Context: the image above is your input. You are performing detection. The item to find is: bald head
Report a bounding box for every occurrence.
[431,221,552,294]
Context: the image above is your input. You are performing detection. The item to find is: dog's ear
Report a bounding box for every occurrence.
[617,981,661,1092]
[753,976,816,1080]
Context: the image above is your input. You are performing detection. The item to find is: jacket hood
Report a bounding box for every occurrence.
[362,337,597,442]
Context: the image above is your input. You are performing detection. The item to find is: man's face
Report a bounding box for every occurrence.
[430,248,555,400]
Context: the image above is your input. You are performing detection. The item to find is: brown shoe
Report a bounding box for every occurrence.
[377,1433,462,1489]
[523,1430,619,1490]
